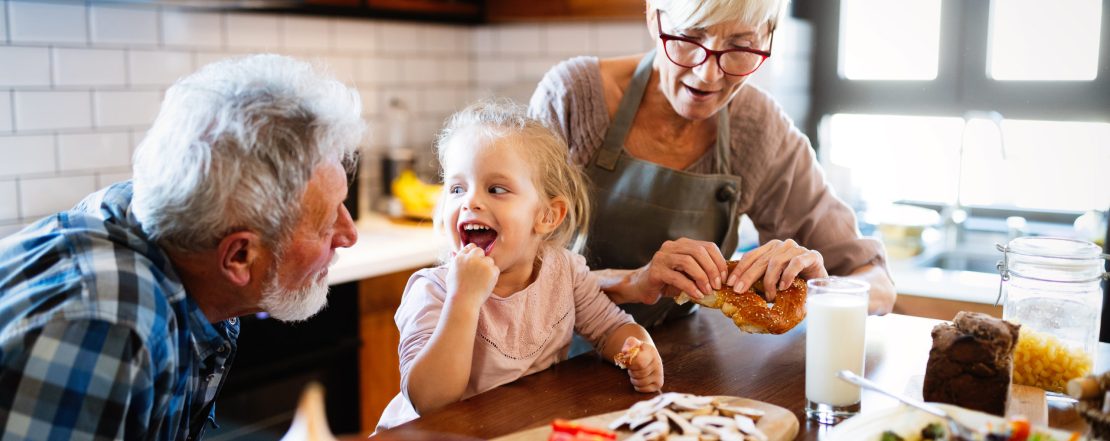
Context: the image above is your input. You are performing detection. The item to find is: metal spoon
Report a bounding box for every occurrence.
[837,370,977,440]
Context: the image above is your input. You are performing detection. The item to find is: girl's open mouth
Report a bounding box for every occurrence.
[460,222,497,254]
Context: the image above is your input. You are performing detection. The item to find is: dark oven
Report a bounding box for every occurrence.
[205,282,362,440]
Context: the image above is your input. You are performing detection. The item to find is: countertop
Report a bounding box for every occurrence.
[326,214,444,285]
[887,259,1001,304]
[326,215,1001,306]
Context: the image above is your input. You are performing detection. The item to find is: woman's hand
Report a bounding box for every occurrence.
[620,337,664,393]
[726,239,827,301]
[630,238,729,304]
[446,244,499,307]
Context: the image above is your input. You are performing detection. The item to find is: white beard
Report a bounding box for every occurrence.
[258,257,334,322]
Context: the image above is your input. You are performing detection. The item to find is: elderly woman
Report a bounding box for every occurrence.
[529,0,895,328]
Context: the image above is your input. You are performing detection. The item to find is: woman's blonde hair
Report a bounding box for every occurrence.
[433,100,590,253]
[652,0,790,32]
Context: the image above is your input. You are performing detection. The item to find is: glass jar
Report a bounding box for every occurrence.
[999,236,1109,376]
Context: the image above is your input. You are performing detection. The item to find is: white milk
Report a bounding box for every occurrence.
[805,293,867,406]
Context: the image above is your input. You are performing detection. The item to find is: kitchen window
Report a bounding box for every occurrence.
[808,0,1109,219]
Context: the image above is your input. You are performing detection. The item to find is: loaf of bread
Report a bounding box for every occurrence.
[923,311,1021,416]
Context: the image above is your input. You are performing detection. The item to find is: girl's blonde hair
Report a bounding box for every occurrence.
[433,100,590,253]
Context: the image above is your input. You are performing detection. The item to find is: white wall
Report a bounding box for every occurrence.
[0,0,812,238]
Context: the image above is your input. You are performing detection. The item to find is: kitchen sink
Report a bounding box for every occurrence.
[914,249,1002,274]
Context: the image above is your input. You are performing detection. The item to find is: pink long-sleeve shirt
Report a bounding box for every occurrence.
[375,246,635,430]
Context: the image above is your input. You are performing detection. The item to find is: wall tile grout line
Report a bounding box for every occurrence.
[13,176,20,223]
[51,132,59,175]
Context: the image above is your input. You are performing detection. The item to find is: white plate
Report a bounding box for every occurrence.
[827,403,1084,441]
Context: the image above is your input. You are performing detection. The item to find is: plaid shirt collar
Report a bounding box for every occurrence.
[87,182,244,438]
[88,182,241,359]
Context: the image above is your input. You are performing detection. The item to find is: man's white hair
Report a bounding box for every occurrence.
[653,0,790,31]
[132,54,364,253]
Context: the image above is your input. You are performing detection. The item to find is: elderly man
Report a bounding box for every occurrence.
[0,55,363,440]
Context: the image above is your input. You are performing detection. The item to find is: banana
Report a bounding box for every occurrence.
[392,170,441,218]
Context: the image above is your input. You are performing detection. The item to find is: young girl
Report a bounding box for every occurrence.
[376,101,664,430]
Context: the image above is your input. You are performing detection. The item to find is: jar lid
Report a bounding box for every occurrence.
[1007,236,1103,261]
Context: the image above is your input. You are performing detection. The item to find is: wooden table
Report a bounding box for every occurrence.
[374,312,1110,440]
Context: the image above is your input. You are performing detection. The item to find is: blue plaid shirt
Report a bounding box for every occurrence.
[0,182,240,441]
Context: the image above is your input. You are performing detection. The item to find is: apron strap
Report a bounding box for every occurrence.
[714,108,731,174]
[596,49,657,171]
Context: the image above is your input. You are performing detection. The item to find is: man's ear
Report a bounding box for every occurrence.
[536,196,569,235]
[217,231,264,287]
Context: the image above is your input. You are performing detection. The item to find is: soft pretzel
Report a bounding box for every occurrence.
[676,261,807,334]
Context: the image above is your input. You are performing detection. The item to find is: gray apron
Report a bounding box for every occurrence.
[585,50,743,328]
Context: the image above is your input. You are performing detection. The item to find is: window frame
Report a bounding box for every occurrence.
[805,0,1110,219]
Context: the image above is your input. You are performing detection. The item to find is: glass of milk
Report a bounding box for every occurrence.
[805,277,869,424]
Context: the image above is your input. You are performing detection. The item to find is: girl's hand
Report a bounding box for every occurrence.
[726,239,827,301]
[631,238,729,304]
[446,243,499,307]
[620,337,664,393]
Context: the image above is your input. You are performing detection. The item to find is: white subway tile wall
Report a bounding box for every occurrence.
[57,132,130,172]
[0,180,18,221]
[54,48,127,86]
[0,92,11,132]
[19,174,97,219]
[90,6,159,46]
[8,1,87,44]
[0,134,55,177]
[97,170,133,188]
[0,2,8,44]
[0,47,52,86]
[163,11,223,48]
[128,50,195,86]
[0,0,812,237]
[316,55,358,84]
[333,18,378,53]
[495,25,542,56]
[594,22,651,55]
[282,16,333,50]
[14,91,93,131]
[225,14,282,50]
[94,90,161,128]
[543,23,594,56]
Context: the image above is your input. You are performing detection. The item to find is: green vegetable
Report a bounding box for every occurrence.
[880,431,906,441]
[920,423,946,440]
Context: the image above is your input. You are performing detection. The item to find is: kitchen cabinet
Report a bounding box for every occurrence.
[368,0,481,17]
[485,0,644,21]
[325,215,441,433]
[244,0,482,23]
[358,267,419,432]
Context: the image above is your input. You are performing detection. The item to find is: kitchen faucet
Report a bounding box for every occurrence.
[942,110,1008,250]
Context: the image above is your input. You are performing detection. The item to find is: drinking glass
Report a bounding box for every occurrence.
[805,277,870,424]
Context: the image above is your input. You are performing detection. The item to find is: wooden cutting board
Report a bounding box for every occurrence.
[490,396,799,441]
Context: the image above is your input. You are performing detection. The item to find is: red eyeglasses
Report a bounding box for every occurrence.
[656,11,773,77]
